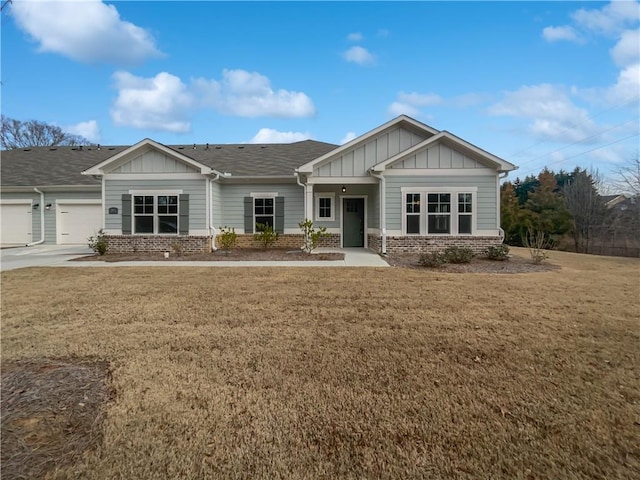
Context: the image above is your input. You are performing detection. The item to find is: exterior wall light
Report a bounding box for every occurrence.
[45,204,52,210]
[341,185,346,193]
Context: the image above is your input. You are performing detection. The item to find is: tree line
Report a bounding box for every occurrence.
[501,163,640,257]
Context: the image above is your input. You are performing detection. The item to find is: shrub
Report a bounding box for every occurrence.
[217,226,237,251]
[298,219,328,254]
[418,252,446,268]
[172,242,183,256]
[88,229,108,256]
[442,246,474,264]
[485,244,510,261]
[523,229,552,265]
[254,223,278,249]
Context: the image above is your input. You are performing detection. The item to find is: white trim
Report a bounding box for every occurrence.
[476,230,500,236]
[82,138,212,175]
[307,177,378,185]
[0,199,33,205]
[205,178,210,232]
[250,192,279,197]
[55,199,102,205]
[128,189,183,195]
[314,192,335,222]
[340,195,368,248]
[104,229,122,235]
[400,186,478,194]
[104,173,204,180]
[384,168,495,176]
[297,115,438,173]
[189,229,210,236]
[0,185,101,193]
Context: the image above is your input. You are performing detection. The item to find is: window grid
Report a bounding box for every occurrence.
[405,193,421,234]
[133,195,178,235]
[255,197,274,231]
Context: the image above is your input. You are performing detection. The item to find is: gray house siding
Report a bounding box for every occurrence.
[211,181,222,227]
[105,179,207,232]
[385,174,497,231]
[313,184,379,230]
[220,183,304,232]
[314,127,427,177]
[110,149,200,174]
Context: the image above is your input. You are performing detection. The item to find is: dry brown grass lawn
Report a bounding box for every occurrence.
[1,248,639,479]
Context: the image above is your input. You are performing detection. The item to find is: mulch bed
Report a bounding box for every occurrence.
[385,253,560,273]
[1,358,113,480]
[72,248,345,262]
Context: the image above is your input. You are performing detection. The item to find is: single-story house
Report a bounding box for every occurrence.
[0,115,517,253]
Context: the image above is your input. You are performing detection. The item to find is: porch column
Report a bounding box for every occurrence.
[305,183,314,221]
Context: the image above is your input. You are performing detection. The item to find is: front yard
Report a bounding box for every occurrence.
[1,250,639,479]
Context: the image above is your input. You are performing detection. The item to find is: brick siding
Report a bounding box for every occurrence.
[105,235,211,253]
[229,233,341,250]
[372,235,503,254]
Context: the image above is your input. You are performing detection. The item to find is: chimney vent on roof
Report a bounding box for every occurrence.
[97,144,101,150]
[205,143,209,150]
[238,146,244,149]
[215,146,221,149]
[79,145,83,150]
[193,144,196,149]
[108,147,115,150]
[49,147,57,151]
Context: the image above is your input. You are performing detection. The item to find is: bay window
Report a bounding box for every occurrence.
[402,189,475,235]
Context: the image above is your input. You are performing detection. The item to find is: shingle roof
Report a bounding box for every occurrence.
[0,140,338,186]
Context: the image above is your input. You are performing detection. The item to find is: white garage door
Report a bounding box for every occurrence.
[1,202,33,245]
[57,202,102,244]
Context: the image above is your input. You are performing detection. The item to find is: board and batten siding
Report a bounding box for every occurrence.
[1,190,101,244]
[389,143,488,170]
[314,127,427,177]
[385,175,497,232]
[110,149,200,174]
[313,184,379,230]
[105,179,207,232]
[220,183,304,231]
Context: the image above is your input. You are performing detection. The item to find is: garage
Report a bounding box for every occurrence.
[56,201,102,244]
[0,201,33,245]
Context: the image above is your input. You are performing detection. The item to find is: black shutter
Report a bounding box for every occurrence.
[122,194,131,234]
[275,197,284,234]
[179,194,189,235]
[244,197,254,233]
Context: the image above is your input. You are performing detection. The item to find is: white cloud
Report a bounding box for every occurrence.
[193,69,315,117]
[11,0,161,66]
[388,101,421,117]
[611,29,640,67]
[249,128,311,143]
[387,91,443,117]
[343,46,375,65]
[377,28,390,38]
[64,120,100,143]
[605,63,640,103]
[346,32,363,42]
[340,132,357,144]
[542,25,582,43]
[488,84,599,142]
[110,71,193,133]
[571,1,640,36]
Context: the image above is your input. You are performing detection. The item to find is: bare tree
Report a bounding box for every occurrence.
[563,168,606,254]
[613,155,640,197]
[1,115,89,149]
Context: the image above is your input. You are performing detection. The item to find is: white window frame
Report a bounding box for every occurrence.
[129,190,182,235]
[400,187,477,236]
[314,193,335,221]
[253,196,276,231]
[404,192,422,235]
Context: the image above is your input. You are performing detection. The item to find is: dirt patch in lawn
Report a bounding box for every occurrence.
[1,358,112,480]
[73,248,345,262]
[385,251,560,273]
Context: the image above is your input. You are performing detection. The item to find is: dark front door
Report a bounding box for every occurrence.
[343,198,365,247]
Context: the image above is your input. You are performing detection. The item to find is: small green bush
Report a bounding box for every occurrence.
[217,226,237,251]
[485,244,510,261]
[442,246,474,264]
[298,219,328,254]
[88,229,108,256]
[254,223,278,249]
[418,252,446,268]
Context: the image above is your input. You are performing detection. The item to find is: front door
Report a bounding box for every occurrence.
[343,198,365,247]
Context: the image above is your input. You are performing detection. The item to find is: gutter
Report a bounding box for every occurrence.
[295,172,307,220]
[497,171,511,241]
[26,187,45,247]
[369,170,387,255]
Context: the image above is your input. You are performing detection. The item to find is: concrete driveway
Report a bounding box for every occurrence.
[0,245,94,271]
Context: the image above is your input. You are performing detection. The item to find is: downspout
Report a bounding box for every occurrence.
[26,187,45,246]
[369,170,386,255]
[209,173,221,251]
[295,172,306,220]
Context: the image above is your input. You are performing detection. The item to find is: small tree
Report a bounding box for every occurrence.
[298,219,328,254]
[523,229,552,265]
[254,223,278,249]
[88,229,108,256]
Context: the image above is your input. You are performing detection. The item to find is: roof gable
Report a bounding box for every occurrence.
[372,131,517,173]
[297,115,438,174]
[82,139,212,176]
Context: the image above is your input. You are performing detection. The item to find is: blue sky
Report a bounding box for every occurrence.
[2,0,639,182]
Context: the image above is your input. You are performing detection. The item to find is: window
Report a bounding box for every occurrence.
[133,195,178,234]
[315,193,335,221]
[254,197,274,231]
[458,193,472,234]
[405,193,421,234]
[427,193,451,234]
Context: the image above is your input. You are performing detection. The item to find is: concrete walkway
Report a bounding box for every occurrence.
[1,246,389,271]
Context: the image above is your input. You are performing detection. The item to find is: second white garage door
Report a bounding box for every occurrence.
[0,201,32,245]
[57,201,102,244]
